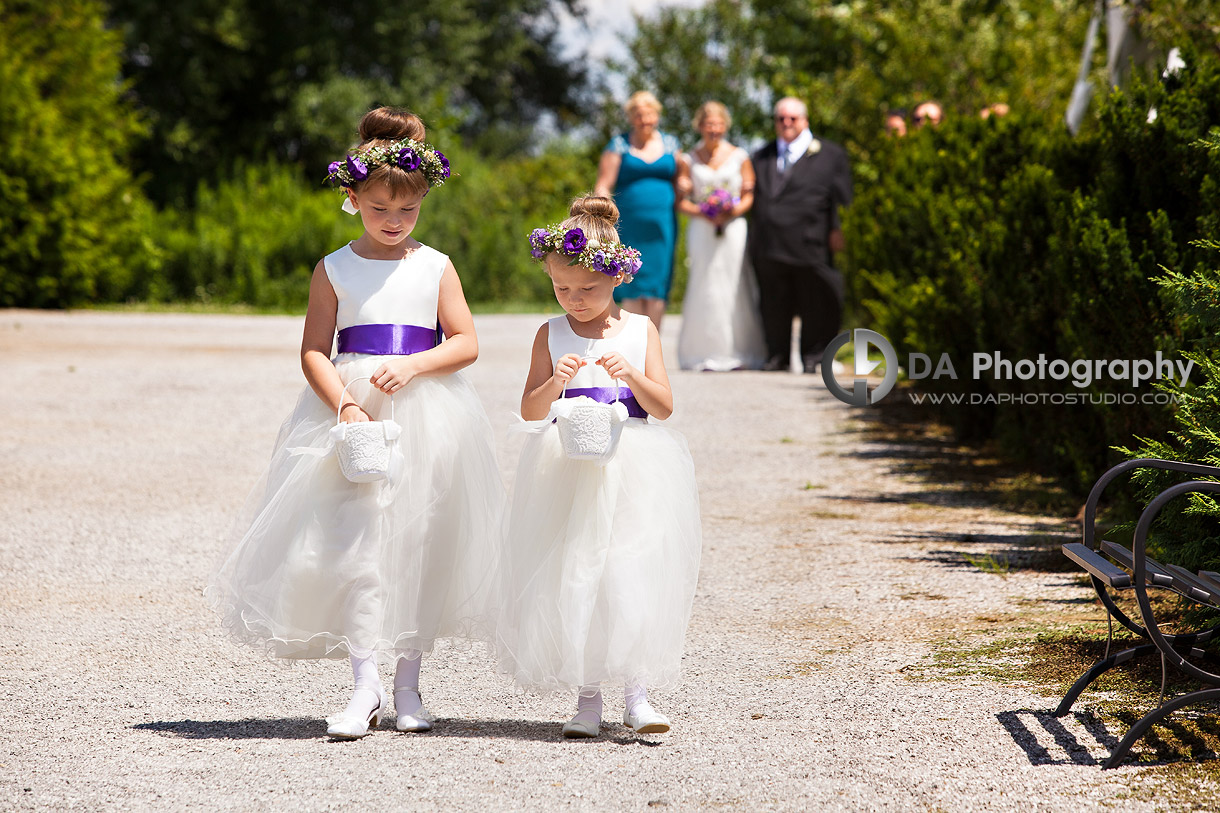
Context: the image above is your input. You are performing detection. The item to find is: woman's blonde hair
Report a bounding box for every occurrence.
[624,90,662,118]
[692,101,731,131]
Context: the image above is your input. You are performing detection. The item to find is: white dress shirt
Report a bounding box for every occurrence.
[777,129,814,172]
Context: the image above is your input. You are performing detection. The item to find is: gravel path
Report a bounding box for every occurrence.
[0,310,1179,810]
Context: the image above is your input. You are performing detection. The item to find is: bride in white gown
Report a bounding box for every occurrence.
[676,101,767,371]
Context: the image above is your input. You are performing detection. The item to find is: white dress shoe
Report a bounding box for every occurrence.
[561,714,601,738]
[623,702,670,734]
[393,687,435,732]
[325,693,384,740]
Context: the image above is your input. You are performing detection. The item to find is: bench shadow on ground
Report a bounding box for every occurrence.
[133,718,661,746]
[997,707,1220,768]
[823,393,1220,772]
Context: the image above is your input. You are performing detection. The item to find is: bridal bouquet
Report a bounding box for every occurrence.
[698,187,738,236]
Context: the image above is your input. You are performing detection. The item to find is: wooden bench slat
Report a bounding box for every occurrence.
[1162,563,1220,605]
[1099,540,1176,587]
[1062,542,1132,588]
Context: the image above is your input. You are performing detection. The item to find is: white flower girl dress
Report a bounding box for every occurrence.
[207,243,502,660]
[497,312,702,693]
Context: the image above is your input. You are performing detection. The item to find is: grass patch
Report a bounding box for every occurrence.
[913,616,1220,777]
[85,299,556,316]
[807,509,856,520]
[919,624,1181,701]
[86,300,301,315]
[962,552,1012,577]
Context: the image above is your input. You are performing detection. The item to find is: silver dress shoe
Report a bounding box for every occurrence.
[561,714,601,738]
[393,687,435,732]
[623,702,670,734]
[325,692,384,740]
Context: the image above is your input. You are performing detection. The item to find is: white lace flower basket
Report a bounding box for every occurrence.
[553,380,630,465]
[329,379,401,483]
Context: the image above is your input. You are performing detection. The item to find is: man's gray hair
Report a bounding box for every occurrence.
[773,97,808,118]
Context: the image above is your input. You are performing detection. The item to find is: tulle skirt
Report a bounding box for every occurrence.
[206,355,504,660]
[495,419,702,693]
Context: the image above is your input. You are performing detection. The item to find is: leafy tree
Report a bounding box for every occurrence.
[622,0,1094,153]
[105,0,590,203]
[0,0,158,307]
[613,0,772,146]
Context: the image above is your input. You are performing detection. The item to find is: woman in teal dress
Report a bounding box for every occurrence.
[595,91,684,329]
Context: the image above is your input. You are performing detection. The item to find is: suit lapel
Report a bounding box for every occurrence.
[759,142,782,198]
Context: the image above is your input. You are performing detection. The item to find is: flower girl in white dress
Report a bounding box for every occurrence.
[676,101,767,371]
[207,107,502,740]
[497,196,702,738]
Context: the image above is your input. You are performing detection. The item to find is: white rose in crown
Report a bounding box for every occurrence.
[806,139,822,157]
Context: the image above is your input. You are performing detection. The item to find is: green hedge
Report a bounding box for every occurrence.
[153,163,361,308]
[149,145,598,310]
[412,141,596,306]
[845,48,1220,492]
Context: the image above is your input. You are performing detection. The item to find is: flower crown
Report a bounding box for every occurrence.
[528,225,642,282]
[326,137,451,190]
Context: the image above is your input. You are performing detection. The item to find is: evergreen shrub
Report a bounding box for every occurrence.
[845,49,1220,492]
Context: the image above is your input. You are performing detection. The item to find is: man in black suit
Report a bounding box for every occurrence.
[749,96,853,373]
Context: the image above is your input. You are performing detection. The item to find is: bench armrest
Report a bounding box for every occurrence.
[1062,542,1132,588]
[1082,459,1220,550]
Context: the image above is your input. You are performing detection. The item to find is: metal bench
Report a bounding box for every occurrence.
[1054,458,1220,768]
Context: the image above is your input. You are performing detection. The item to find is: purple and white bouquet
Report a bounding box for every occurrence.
[698,187,739,235]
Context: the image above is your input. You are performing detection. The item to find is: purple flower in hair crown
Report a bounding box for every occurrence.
[325,137,451,190]
[346,155,369,181]
[562,228,588,255]
[525,223,641,283]
[396,147,421,171]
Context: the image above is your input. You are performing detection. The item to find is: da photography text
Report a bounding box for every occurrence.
[821,329,1194,408]
[909,351,1194,390]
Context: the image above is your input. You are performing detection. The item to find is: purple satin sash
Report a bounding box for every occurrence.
[336,323,440,355]
[564,386,648,419]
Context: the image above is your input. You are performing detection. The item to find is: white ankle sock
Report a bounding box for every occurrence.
[393,651,424,716]
[342,652,383,719]
[625,683,648,717]
[571,687,602,724]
